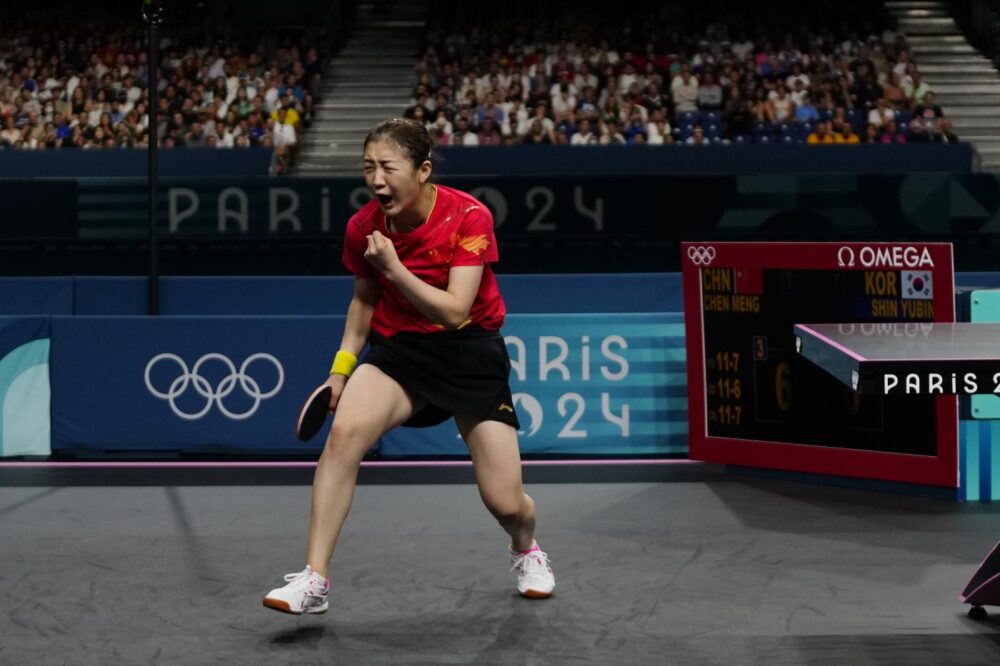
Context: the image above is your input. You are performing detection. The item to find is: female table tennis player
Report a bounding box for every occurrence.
[263,118,555,614]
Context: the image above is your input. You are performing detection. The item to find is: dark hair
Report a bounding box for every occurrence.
[364,117,433,169]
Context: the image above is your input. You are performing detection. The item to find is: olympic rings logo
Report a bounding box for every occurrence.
[144,353,284,421]
[687,245,717,266]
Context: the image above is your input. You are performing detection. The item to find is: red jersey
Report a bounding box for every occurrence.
[342,184,507,337]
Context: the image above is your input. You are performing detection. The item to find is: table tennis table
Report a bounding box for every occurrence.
[794,321,1000,618]
[795,322,1000,397]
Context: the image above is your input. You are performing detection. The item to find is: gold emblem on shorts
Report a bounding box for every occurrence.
[498,403,514,413]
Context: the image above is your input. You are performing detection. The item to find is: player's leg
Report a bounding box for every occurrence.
[265,364,424,614]
[455,415,555,598]
[455,415,536,549]
[306,364,425,576]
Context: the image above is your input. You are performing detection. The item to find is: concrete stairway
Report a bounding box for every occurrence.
[886,0,1000,170]
[295,0,428,175]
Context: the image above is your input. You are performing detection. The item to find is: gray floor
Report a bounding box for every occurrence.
[3,470,1000,664]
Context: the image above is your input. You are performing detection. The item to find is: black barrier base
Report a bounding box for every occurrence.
[0,460,719,487]
[726,465,960,501]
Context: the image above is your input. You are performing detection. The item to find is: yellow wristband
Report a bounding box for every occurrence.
[330,350,358,377]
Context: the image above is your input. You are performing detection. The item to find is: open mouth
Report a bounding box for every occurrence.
[374,193,394,208]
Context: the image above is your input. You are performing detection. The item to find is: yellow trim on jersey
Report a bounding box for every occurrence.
[430,316,473,330]
[423,184,438,227]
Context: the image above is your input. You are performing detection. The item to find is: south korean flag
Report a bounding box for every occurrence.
[902,271,933,299]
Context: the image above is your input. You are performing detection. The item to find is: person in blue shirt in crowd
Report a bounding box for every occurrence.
[795,93,820,123]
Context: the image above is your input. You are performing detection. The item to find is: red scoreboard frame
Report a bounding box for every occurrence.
[681,242,958,488]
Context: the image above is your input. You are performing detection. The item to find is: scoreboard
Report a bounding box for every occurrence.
[681,242,958,487]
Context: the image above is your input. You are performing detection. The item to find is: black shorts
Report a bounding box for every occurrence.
[358,326,521,429]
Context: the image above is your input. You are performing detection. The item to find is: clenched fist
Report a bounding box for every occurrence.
[364,230,401,274]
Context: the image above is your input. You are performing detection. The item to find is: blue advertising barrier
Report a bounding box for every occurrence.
[9,272,1000,458]
[0,317,51,457]
[45,312,685,457]
[50,316,340,455]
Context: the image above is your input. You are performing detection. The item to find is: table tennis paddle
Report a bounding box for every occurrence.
[296,385,333,442]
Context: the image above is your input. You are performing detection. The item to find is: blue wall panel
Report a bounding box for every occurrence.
[0,273,684,315]
[434,144,975,176]
[0,148,273,178]
[0,278,73,315]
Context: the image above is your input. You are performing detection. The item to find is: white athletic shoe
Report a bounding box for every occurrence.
[262,565,330,615]
[509,543,555,599]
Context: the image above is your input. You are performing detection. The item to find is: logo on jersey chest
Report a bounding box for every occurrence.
[450,232,490,256]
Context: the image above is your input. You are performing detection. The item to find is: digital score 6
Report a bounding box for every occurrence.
[681,242,959,488]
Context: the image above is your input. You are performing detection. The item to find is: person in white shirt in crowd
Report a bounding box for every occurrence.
[457,71,481,104]
[786,62,810,90]
[732,33,754,61]
[768,82,796,123]
[526,100,556,140]
[574,62,598,93]
[549,69,578,101]
[893,51,912,79]
[570,118,598,144]
[428,109,453,138]
[507,61,531,98]
[598,39,620,66]
[647,116,673,145]
[451,116,480,145]
[599,119,626,144]
[618,62,638,96]
[692,41,714,71]
[550,78,578,116]
[671,65,699,119]
[867,97,894,129]
[500,98,528,137]
[264,77,283,114]
[207,48,227,80]
[790,78,808,105]
[272,108,297,148]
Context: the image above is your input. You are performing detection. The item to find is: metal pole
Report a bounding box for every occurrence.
[143,1,163,315]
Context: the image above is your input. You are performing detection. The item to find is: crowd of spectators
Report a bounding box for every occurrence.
[407,1,958,147]
[0,6,322,173]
